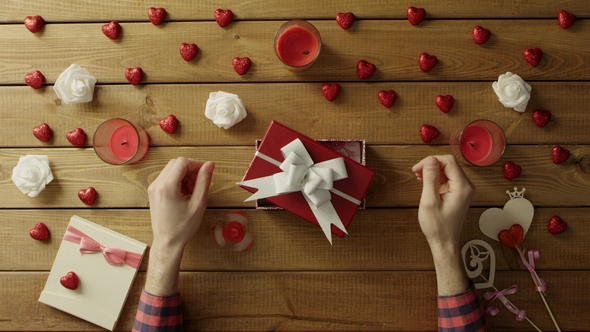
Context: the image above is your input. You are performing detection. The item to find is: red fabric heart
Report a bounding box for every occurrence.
[179,43,198,61]
[125,67,143,85]
[407,7,425,26]
[214,9,233,27]
[78,187,97,206]
[558,10,576,29]
[25,70,44,89]
[419,53,437,72]
[503,161,522,180]
[102,21,121,40]
[472,25,491,44]
[524,48,543,66]
[29,222,50,241]
[60,271,79,290]
[24,15,44,33]
[322,83,341,101]
[336,12,354,30]
[435,95,454,113]
[232,57,251,75]
[159,114,178,134]
[148,7,166,25]
[33,123,51,142]
[66,128,86,147]
[356,60,375,79]
[533,109,551,128]
[378,90,397,108]
[551,145,570,164]
[548,216,567,234]
[420,124,439,143]
[498,224,524,248]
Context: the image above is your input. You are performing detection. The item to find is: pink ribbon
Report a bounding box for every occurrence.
[519,247,547,292]
[64,225,142,269]
[484,284,526,321]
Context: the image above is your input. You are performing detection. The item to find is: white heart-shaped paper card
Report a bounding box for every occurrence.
[461,239,496,289]
[479,188,534,242]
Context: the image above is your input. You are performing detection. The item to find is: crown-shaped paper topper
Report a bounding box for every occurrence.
[506,187,526,200]
[479,188,534,244]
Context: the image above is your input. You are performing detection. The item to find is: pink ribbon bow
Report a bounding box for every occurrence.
[519,247,547,292]
[64,225,142,269]
[484,284,526,321]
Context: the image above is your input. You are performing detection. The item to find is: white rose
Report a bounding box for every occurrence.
[11,155,54,198]
[53,64,97,104]
[492,72,532,112]
[205,91,247,129]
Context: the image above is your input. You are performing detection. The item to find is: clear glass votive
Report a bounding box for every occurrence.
[450,119,506,166]
[274,20,322,69]
[93,118,149,165]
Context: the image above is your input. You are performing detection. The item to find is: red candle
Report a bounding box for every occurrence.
[93,118,149,165]
[274,20,321,68]
[451,120,505,166]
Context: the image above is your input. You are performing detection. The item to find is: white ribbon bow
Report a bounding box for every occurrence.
[238,139,360,244]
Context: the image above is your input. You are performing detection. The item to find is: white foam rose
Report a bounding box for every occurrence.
[11,155,54,198]
[53,64,97,104]
[205,91,247,129]
[492,72,532,112]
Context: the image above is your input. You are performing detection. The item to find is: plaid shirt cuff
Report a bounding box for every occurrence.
[132,289,183,332]
[438,282,489,332]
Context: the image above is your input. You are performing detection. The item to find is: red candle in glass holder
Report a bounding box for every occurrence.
[274,20,321,69]
[93,118,149,165]
[451,119,505,166]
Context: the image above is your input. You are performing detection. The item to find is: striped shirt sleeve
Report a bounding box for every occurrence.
[437,283,489,332]
[132,289,183,332]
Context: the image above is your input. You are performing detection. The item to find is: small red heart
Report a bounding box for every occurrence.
[102,20,121,40]
[29,222,50,241]
[472,25,491,44]
[60,271,79,290]
[548,216,567,235]
[532,109,552,128]
[524,48,543,67]
[179,43,198,61]
[24,15,44,33]
[322,83,341,101]
[33,123,51,142]
[435,95,454,113]
[551,145,570,164]
[125,67,143,85]
[419,53,437,72]
[232,57,251,75]
[420,124,439,143]
[159,114,178,134]
[407,7,425,26]
[66,128,86,147]
[148,7,166,25]
[78,187,97,206]
[357,60,375,79]
[336,12,354,30]
[498,224,524,248]
[25,70,44,89]
[503,161,522,180]
[558,10,576,29]
[214,9,233,27]
[378,90,397,108]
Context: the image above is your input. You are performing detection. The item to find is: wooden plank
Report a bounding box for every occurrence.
[2,82,590,147]
[1,208,588,271]
[1,0,588,22]
[1,20,589,84]
[1,145,589,208]
[0,271,587,331]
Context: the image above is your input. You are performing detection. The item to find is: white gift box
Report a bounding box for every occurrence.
[39,215,147,331]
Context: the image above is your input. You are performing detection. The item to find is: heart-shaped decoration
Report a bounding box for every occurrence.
[125,67,143,85]
[33,123,51,142]
[322,83,340,101]
[60,271,79,290]
[66,128,86,147]
[524,48,543,66]
[558,10,576,29]
[78,187,97,206]
[548,216,567,234]
[24,15,44,33]
[435,95,454,113]
[336,12,354,30]
[552,145,570,164]
[30,222,50,241]
[25,70,44,89]
[148,7,166,25]
[102,20,121,40]
[406,7,425,26]
[420,124,439,143]
[533,109,551,127]
[378,90,397,108]
[479,196,534,244]
[419,53,437,72]
[472,25,491,45]
[179,43,198,61]
[356,60,375,79]
[214,9,233,27]
[461,239,496,289]
[232,57,251,75]
[159,114,178,134]
[498,224,524,248]
[503,161,522,180]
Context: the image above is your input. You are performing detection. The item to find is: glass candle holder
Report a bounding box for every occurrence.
[93,118,149,165]
[450,119,506,166]
[274,20,321,69]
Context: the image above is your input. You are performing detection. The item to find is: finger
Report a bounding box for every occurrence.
[150,158,177,187]
[190,161,215,208]
[163,157,204,188]
[419,156,442,206]
[435,155,469,184]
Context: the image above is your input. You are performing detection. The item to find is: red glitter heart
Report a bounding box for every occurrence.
[29,222,50,241]
[378,90,397,108]
[102,21,121,40]
[503,161,522,180]
[214,9,233,27]
[532,109,552,128]
[435,95,454,113]
[407,7,425,26]
[125,67,143,85]
[472,25,491,45]
[336,12,355,30]
[148,7,166,25]
[179,43,198,61]
[232,57,251,75]
[60,271,79,290]
[78,187,97,206]
[24,70,44,89]
[419,53,437,72]
[66,128,86,147]
[498,224,524,248]
[322,83,341,101]
[524,48,543,66]
[159,114,178,134]
[551,145,570,164]
[33,123,51,142]
[420,124,439,143]
[558,10,576,29]
[24,15,44,33]
[357,60,375,79]
[548,216,567,235]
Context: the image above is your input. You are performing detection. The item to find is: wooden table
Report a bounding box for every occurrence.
[1,1,589,330]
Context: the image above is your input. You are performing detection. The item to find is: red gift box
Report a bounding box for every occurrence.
[239,121,375,243]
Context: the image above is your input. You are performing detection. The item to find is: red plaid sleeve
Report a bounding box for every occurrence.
[437,283,489,332]
[132,289,183,332]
